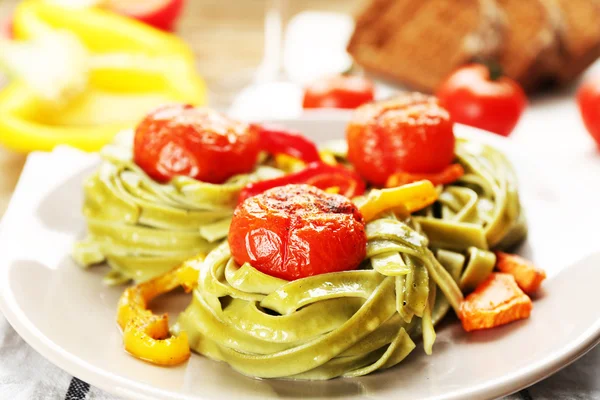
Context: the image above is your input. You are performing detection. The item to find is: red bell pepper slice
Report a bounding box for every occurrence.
[107,0,185,32]
[252,123,321,164]
[239,162,366,203]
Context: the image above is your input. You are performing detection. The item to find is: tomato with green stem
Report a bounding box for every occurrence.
[436,64,527,137]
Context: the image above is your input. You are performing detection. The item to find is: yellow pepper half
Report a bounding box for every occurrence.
[117,254,203,366]
[359,180,438,222]
[0,0,206,152]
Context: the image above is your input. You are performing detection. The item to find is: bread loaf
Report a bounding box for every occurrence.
[495,0,563,90]
[553,0,600,83]
[348,0,600,92]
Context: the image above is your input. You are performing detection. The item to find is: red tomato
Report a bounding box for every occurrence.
[228,184,367,281]
[347,93,456,186]
[134,104,260,184]
[577,77,600,149]
[436,64,527,137]
[303,75,375,109]
[106,0,184,31]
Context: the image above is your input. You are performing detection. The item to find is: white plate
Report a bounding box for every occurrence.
[1,116,600,400]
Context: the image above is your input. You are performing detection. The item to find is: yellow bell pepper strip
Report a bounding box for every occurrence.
[117,254,203,366]
[0,0,206,152]
[359,180,438,222]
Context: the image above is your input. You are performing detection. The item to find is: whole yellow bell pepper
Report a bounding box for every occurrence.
[0,0,207,152]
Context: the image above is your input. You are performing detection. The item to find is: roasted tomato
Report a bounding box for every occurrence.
[437,64,527,137]
[134,104,260,184]
[228,184,367,281]
[303,75,375,109]
[347,93,456,186]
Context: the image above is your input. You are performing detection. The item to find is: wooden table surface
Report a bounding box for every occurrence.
[0,0,363,216]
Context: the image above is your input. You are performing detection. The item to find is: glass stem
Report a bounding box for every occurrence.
[257,0,289,82]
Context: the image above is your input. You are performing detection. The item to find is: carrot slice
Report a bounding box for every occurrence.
[495,252,546,294]
[458,273,532,332]
[385,164,464,188]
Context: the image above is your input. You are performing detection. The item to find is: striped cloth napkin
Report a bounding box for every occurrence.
[2,312,598,400]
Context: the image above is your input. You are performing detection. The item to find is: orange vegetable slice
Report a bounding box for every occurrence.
[495,251,546,294]
[458,272,532,332]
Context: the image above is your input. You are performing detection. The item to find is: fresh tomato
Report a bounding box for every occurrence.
[303,75,375,109]
[436,64,527,137]
[577,77,600,149]
[238,162,365,203]
[133,104,260,184]
[347,93,456,186]
[229,184,367,281]
[106,0,185,31]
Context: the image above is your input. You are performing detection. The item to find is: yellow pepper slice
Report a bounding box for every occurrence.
[117,254,204,366]
[359,180,438,222]
[0,0,206,152]
[319,150,338,166]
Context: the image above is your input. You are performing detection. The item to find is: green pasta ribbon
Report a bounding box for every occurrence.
[175,217,464,380]
[415,138,526,291]
[72,131,284,284]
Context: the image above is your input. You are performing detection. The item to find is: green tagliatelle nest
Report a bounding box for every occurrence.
[72,131,284,285]
[174,138,527,379]
[176,216,461,380]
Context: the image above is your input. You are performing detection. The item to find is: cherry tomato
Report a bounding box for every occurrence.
[302,75,375,109]
[436,64,527,137]
[134,104,260,184]
[347,93,456,186]
[106,0,184,31]
[228,184,367,281]
[577,77,600,149]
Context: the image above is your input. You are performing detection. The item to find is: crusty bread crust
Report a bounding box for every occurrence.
[495,0,563,90]
[347,0,600,91]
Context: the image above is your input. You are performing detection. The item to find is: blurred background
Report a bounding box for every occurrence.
[0,0,366,213]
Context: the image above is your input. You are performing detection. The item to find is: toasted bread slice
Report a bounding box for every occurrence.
[495,0,563,90]
[347,0,505,92]
[553,0,600,83]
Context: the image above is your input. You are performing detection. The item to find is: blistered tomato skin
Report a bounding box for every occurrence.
[228,184,367,281]
[134,104,260,184]
[347,94,456,186]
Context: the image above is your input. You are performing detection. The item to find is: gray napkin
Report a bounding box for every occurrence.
[1,312,598,400]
